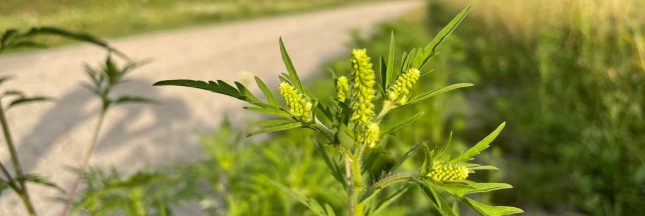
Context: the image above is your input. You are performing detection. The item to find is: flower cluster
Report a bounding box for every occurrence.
[336,76,349,103]
[279,82,313,122]
[427,163,469,182]
[349,49,376,127]
[356,123,379,148]
[387,68,420,105]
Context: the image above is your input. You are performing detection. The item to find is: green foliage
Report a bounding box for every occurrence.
[154,6,521,215]
[426,0,645,214]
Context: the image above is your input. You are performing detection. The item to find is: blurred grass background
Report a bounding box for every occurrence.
[0,0,378,39]
[4,0,643,215]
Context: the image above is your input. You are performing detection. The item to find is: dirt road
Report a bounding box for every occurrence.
[0,0,422,214]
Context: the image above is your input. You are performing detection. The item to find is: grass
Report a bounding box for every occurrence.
[424,0,645,214]
[0,0,380,41]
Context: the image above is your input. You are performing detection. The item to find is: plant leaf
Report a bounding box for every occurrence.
[243,106,291,118]
[247,122,303,137]
[390,142,423,172]
[412,6,472,69]
[16,174,64,192]
[385,31,395,90]
[313,138,344,186]
[113,96,157,105]
[255,76,279,107]
[270,181,335,216]
[451,122,505,163]
[381,112,424,136]
[279,38,304,93]
[371,186,409,215]
[438,180,512,197]
[23,27,128,59]
[405,83,473,107]
[416,180,457,216]
[462,197,523,216]
[8,96,51,109]
[255,119,296,127]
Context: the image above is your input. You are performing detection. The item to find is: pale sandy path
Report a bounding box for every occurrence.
[0,1,422,214]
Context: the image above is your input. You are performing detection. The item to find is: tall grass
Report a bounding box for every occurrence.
[428,0,644,214]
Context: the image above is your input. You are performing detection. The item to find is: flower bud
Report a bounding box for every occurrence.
[387,68,420,105]
[427,163,469,182]
[336,76,349,102]
[279,82,313,122]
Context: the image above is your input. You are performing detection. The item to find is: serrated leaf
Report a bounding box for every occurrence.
[451,122,505,163]
[23,27,128,59]
[243,106,291,118]
[271,181,335,216]
[463,197,523,216]
[279,38,304,93]
[247,122,303,137]
[438,180,512,197]
[16,174,64,192]
[381,112,424,136]
[8,96,51,109]
[255,76,279,106]
[413,6,471,69]
[155,79,265,105]
[405,83,473,106]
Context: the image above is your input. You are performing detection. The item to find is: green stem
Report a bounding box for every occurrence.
[351,154,365,216]
[0,104,37,216]
[371,171,418,190]
[312,118,334,141]
[345,157,354,215]
[0,161,22,195]
[375,101,395,123]
[59,110,107,216]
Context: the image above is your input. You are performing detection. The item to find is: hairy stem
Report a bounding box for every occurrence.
[345,157,354,215]
[351,153,365,216]
[60,110,107,216]
[0,104,37,216]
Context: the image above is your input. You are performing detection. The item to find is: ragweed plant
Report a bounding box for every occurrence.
[155,6,522,216]
[2,26,152,215]
[0,27,124,216]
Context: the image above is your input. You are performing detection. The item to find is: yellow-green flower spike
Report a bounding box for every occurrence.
[427,163,469,182]
[359,123,380,148]
[349,49,376,127]
[387,68,421,105]
[279,82,313,122]
[336,76,349,103]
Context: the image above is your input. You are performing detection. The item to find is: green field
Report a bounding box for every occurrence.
[0,0,377,38]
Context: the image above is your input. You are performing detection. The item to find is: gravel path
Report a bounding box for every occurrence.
[0,1,422,214]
